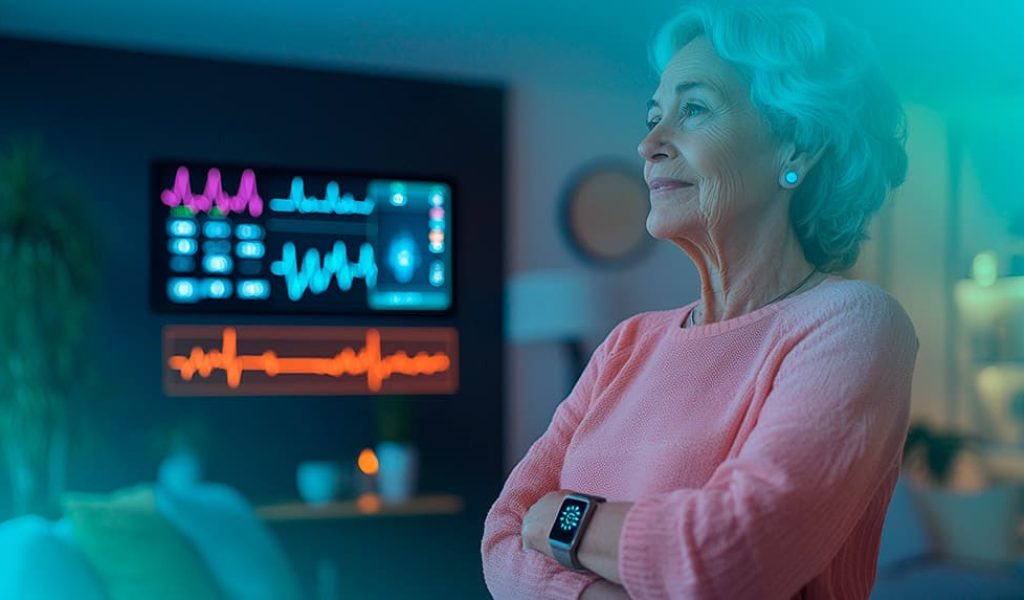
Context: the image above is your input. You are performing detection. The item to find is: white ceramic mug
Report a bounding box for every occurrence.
[297,461,342,506]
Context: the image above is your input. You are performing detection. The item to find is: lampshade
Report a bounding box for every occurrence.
[505,269,607,343]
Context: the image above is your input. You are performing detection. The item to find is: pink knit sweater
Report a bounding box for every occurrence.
[482,275,919,599]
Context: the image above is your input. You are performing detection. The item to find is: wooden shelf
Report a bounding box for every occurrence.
[257,493,464,522]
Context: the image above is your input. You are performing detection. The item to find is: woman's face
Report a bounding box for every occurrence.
[638,37,788,243]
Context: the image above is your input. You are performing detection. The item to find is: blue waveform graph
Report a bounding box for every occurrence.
[270,241,379,301]
[270,177,376,216]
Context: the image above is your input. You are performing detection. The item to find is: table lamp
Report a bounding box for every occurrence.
[506,269,609,392]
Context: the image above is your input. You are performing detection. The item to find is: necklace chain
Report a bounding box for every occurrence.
[688,268,818,327]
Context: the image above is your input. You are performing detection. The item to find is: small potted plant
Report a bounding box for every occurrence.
[902,423,988,491]
[901,423,1018,565]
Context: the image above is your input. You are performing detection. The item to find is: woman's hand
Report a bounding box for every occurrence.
[581,579,631,599]
[520,490,569,558]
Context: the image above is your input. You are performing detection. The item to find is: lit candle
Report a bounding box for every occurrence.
[355,447,379,497]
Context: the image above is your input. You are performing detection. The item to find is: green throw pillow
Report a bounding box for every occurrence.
[62,485,222,600]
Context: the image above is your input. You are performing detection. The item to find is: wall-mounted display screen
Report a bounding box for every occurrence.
[163,325,459,396]
[150,161,453,314]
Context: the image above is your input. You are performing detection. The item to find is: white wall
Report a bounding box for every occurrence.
[504,79,695,472]
[888,104,952,425]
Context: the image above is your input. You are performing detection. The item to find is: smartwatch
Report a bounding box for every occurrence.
[548,492,606,571]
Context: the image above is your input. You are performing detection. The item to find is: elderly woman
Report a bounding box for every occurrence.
[482,2,918,599]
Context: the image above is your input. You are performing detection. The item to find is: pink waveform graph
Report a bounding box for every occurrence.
[161,166,264,217]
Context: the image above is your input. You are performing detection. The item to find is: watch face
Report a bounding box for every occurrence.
[549,497,589,544]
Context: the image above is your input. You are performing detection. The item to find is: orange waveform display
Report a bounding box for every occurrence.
[163,325,458,396]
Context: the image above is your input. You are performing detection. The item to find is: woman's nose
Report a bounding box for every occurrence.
[637,128,673,162]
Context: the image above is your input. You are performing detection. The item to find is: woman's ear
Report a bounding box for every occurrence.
[777,139,828,189]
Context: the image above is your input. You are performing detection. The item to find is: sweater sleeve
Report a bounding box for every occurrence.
[618,294,919,599]
[481,334,618,599]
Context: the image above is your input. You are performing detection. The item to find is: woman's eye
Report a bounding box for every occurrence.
[679,103,707,119]
[645,103,705,131]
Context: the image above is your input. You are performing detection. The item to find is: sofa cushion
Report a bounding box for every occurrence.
[0,514,105,600]
[61,485,222,600]
[156,482,302,600]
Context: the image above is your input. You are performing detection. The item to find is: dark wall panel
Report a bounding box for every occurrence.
[0,35,504,595]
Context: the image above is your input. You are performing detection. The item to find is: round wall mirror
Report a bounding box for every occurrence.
[560,161,652,267]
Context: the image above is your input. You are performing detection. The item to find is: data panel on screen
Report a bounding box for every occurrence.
[150,161,453,314]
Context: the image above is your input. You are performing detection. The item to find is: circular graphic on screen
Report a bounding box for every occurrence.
[559,504,582,531]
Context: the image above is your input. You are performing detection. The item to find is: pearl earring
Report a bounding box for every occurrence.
[784,171,799,185]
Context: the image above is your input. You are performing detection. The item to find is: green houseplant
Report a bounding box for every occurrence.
[375,395,413,443]
[0,139,100,517]
[903,423,988,490]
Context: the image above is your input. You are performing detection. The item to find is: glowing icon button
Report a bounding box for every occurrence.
[429,261,445,287]
[203,254,233,274]
[429,187,446,207]
[168,219,198,237]
[238,279,270,300]
[203,220,231,239]
[204,279,232,299]
[168,278,199,303]
[169,238,198,256]
[235,241,265,259]
[235,223,265,240]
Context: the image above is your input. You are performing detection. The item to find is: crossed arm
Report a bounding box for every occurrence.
[483,298,918,599]
[524,487,626,581]
[520,491,633,596]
